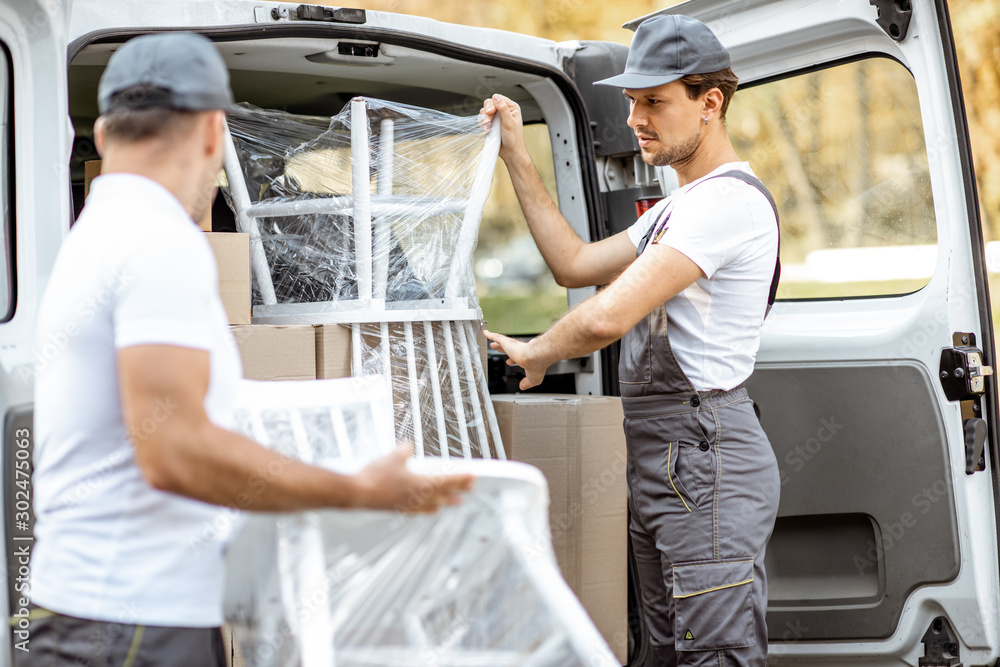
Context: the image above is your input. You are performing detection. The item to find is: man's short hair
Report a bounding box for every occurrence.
[679,68,739,120]
[100,85,201,144]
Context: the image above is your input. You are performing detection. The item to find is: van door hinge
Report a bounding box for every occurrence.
[869,0,912,42]
[919,616,961,667]
[940,333,992,474]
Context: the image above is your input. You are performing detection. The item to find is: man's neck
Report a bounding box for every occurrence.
[672,129,741,187]
[100,146,200,219]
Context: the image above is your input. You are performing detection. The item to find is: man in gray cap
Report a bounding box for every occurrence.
[483,14,779,666]
[26,32,471,666]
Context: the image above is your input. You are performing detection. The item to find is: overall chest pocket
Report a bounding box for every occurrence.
[619,315,652,384]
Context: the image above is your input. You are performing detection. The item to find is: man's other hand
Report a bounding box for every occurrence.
[482,329,549,391]
[480,94,526,164]
[354,445,475,514]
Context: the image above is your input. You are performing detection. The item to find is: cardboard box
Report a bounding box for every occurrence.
[197,187,215,232]
[492,394,628,664]
[84,160,101,199]
[231,325,316,381]
[315,324,353,379]
[206,233,251,325]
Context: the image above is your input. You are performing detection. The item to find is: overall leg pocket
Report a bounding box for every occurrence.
[672,558,756,651]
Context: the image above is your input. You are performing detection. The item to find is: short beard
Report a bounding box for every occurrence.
[640,129,702,168]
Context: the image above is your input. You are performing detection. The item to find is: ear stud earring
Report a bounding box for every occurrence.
[703,117,709,125]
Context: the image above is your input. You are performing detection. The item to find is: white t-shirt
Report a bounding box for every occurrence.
[30,174,244,627]
[626,162,778,392]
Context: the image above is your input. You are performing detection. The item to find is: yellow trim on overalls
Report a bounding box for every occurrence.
[8,608,55,625]
[673,577,754,599]
[122,624,145,667]
[667,441,692,512]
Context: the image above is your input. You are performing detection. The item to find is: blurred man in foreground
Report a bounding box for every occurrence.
[27,32,472,666]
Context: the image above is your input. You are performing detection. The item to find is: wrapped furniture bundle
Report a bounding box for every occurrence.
[222,98,504,459]
[223,378,618,667]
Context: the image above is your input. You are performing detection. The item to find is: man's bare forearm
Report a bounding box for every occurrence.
[485,94,634,287]
[486,244,705,390]
[144,420,365,511]
[504,150,587,286]
[525,289,625,368]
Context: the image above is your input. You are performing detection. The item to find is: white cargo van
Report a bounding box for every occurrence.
[1,0,997,665]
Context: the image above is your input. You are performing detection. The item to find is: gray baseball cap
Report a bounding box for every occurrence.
[595,15,731,89]
[98,32,234,115]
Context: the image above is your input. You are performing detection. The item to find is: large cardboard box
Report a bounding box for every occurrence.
[315,324,353,379]
[205,233,251,325]
[231,325,316,381]
[492,394,628,664]
[84,160,102,199]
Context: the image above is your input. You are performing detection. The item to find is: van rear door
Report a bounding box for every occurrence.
[605,0,999,663]
[0,0,73,663]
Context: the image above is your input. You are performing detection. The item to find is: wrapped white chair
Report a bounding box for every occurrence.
[222,378,618,667]
[222,98,503,460]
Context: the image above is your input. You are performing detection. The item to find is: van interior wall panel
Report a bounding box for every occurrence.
[747,364,960,640]
[602,186,663,237]
[566,41,635,158]
[66,39,548,182]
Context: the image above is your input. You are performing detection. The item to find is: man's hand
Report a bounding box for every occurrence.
[354,445,475,514]
[480,94,527,164]
[483,329,551,390]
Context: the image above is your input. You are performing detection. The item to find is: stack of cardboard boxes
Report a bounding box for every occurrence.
[88,159,628,665]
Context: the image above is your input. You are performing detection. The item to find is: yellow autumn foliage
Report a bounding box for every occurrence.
[337,0,1000,241]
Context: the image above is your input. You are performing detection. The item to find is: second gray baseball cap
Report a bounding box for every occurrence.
[98,32,234,115]
[595,15,731,89]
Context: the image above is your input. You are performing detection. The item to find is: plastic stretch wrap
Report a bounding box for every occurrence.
[223,99,501,313]
[356,320,502,460]
[224,97,507,460]
[232,377,395,472]
[224,380,617,667]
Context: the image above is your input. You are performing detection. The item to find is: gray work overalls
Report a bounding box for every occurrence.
[622,171,780,667]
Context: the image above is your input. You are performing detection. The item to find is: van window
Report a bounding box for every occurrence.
[727,57,936,299]
[477,123,567,333]
[0,46,10,320]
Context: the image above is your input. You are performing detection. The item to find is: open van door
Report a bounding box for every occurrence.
[600,0,999,664]
[0,0,72,662]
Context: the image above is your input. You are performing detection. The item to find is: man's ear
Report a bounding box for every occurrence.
[203,110,225,159]
[702,88,725,123]
[94,117,107,158]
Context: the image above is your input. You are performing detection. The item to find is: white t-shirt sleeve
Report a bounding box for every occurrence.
[113,233,217,351]
[653,181,760,279]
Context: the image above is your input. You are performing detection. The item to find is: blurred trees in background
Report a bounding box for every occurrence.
[952,0,1000,238]
[342,0,1000,244]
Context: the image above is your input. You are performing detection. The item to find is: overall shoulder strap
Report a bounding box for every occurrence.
[703,169,782,316]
